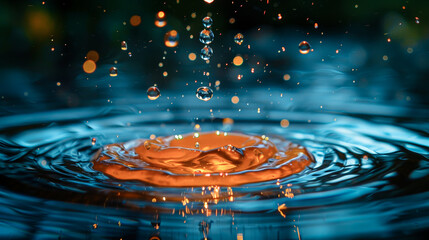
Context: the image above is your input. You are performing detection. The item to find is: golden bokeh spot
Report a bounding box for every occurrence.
[231,96,239,104]
[188,53,196,61]
[157,11,165,19]
[86,50,99,62]
[83,60,96,74]
[280,119,290,128]
[26,10,54,40]
[223,118,234,126]
[233,55,244,66]
[130,15,141,27]
[283,74,291,81]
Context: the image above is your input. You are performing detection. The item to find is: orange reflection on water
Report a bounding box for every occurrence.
[93,132,313,187]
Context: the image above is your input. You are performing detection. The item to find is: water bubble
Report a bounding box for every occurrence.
[109,67,118,77]
[147,86,161,100]
[200,46,213,60]
[234,33,244,45]
[202,16,213,28]
[155,11,166,28]
[121,41,127,51]
[164,30,179,47]
[196,86,213,101]
[199,29,214,45]
[298,41,311,54]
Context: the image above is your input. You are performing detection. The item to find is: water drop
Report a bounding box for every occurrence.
[299,41,311,54]
[164,30,179,47]
[128,52,132,57]
[199,29,214,45]
[195,142,200,148]
[200,46,213,60]
[147,86,161,100]
[234,33,244,45]
[91,138,96,145]
[196,86,213,101]
[121,41,127,51]
[109,67,118,77]
[202,16,213,28]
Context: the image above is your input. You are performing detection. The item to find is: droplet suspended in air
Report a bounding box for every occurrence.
[298,41,311,54]
[164,30,179,47]
[155,11,167,27]
[204,0,214,3]
[147,86,161,100]
[234,33,244,45]
[109,67,118,77]
[91,137,96,145]
[199,29,214,45]
[200,46,213,60]
[202,16,213,28]
[196,86,213,101]
[121,41,127,51]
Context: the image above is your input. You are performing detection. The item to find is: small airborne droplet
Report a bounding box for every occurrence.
[196,86,213,101]
[109,67,118,77]
[91,138,96,145]
[121,41,127,51]
[234,33,244,45]
[202,16,213,28]
[298,41,311,54]
[200,46,213,60]
[164,30,179,47]
[147,86,161,100]
[199,29,214,45]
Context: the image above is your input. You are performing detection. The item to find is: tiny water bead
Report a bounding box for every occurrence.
[121,41,127,51]
[199,29,214,45]
[202,16,213,28]
[164,30,179,47]
[196,86,213,101]
[298,41,311,54]
[147,86,161,100]
[93,132,313,187]
[234,33,244,45]
[200,46,213,60]
[109,67,118,77]
[155,11,166,27]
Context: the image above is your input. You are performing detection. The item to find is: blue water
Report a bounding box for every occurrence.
[0,90,428,239]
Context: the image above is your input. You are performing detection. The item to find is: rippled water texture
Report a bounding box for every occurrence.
[0,100,428,239]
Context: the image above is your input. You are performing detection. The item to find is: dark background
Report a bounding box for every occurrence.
[0,0,428,114]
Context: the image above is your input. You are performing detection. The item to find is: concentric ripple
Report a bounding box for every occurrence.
[93,132,313,187]
[0,107,428,239]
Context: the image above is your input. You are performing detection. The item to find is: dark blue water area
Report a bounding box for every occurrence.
[0,96,428,239]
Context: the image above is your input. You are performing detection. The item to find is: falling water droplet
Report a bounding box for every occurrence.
[202,16,213,28]
[196,86,213,101]
[195,142,200,148]
[200,46,213,60]
[121,41,127,51]
[164,30,179,47]
[91,138,96,145]
[298,41,311,54]
[128,52,132,57]
[234,33,244,45]
[147,86,161,100]
[199,29,214,45]
[109,67,118,77]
